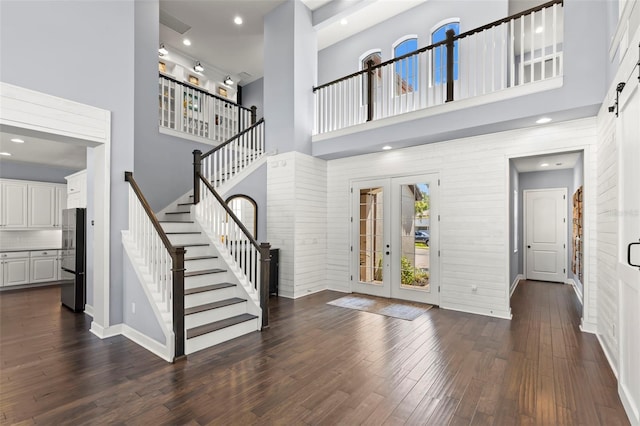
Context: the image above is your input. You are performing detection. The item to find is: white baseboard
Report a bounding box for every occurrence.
[84,304,94,318]
[510,274,524,297]
[580,319,597,334]
[596,333,619,379]
[441,303,512,320]
[619,382,640,426]
[121,324,173,362]
[90,322,123,339]
[565,278,583,305]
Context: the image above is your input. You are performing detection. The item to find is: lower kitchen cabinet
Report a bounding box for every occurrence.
[1,251,62,287]
[1,253,30,287]
[30,251,58,283]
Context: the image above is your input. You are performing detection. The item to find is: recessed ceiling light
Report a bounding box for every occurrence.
[10,138,24,143]
[540,162,549,167]
[535,26,544,34]
[340,18,348,25]
[382,145,392,150]
[536,117,552,124]
[183,39,191,46]
[0,152,12,156]
[234,16,243,25]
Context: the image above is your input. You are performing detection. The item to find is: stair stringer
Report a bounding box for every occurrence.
[156,153,270,218]
[191,214,262,322]
[121,231,175,362]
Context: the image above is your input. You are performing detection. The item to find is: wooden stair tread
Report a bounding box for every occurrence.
[177,202,194,206]
[185,255,218,261]
[176,243,209,248]
[159,220,194,223]
[165,231,201,235]
[184,268,226,277]
[165,211,190,215]
[184,282,235,295]
[185,297,246,315]
[187,313,258,339]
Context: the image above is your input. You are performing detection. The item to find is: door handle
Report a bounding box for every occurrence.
[386,251,390,255]
[628,240,640,268]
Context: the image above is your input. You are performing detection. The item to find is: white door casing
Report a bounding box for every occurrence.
[524,188,567,282]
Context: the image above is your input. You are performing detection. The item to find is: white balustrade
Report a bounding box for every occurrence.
[313,1,563,135]
[128,186,173,314]
[201,120,265,190]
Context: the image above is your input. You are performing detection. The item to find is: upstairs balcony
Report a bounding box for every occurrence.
[313,0,564,137]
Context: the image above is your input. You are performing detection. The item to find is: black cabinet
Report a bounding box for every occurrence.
[269,248,279,296]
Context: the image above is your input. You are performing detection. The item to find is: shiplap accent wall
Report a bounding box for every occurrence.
[595,111,619,369]
[327,118,597,319]
[267,152,327,298]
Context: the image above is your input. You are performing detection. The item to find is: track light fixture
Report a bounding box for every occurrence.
[158,43,168,56]
[224,76,234,85]
[194,61,204,73]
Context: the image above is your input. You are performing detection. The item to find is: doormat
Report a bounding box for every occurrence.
[327,294,432,321]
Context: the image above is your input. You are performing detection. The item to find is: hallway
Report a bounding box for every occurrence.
[0,281,629,425]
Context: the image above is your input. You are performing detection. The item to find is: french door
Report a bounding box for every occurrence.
[351,174,439,305]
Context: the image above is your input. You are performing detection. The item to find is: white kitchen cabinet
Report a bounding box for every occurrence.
[28,184,56,228]
[54,187,67,227]
[29,251,58,283]
[65,170,87,208]
[1,252,30,287]
[0,180,28,228]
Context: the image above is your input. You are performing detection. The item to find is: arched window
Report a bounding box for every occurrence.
[393,37,419,95]
[360,50,382,103]
[226,195,258,239]
[432,21,460,84]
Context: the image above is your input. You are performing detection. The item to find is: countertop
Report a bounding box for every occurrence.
[0,247,62,253]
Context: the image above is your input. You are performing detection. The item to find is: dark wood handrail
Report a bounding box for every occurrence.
[124,171,185,360]
[125,171,177,254]
[313,0,563,92]
[159,73,252,113]
[197,172,262,252]
[201,118,265,159]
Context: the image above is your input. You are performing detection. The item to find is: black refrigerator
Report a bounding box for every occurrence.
[61,208,86,312]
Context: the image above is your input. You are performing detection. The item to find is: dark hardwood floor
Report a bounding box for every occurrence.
[0,281,629,425]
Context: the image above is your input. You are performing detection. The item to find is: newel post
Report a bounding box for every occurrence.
[445,28,455,103]
[192,149,202,205]
[366,59,375,122]
[251,105,257,125]
[172,246,186,360]
[259,242,271,329]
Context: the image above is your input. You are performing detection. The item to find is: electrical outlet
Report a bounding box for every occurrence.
[471,284,478,292]
[132,302,136,314]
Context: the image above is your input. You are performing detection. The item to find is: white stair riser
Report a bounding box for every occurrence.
[181,245,213,258]
[185,318,259,355]
[166,234,208,246]
[185,302,247,329]
[185,286,238,308]
[162,212,191,221]
[185,258,222,272]
[185,271,231,289]
[160,222,196,233]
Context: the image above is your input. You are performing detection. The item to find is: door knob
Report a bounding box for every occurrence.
[527,245,531,248]
[386,251,390,255]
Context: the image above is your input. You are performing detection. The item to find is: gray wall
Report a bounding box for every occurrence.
[123,249,166,344]
[518,169,573,281]
[224,164,267,243]
[242,78,264,121]
[318,0,508,85]
[509,160,520,289]
[0,161,81,183]
[1,0,137,325]
[133,0,213,213]
[312,0,611,159]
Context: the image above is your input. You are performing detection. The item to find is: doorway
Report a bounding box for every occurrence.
[524,188,567,282]
[351,174,439,305]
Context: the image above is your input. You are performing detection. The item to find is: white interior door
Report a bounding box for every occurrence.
[351,175,439,305]
[617,72,640,425]
[525,188,567,282]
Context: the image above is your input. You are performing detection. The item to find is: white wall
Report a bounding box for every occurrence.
[267,152,327,298]
[327,118,597,319]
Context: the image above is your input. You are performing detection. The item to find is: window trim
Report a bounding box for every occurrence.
[430,18,461,86]
[392,35,419,96]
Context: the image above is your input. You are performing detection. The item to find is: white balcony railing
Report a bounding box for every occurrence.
[313,0,564,135]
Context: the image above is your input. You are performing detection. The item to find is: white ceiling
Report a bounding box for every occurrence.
[158,0,426,84]
[0,130,86,170]
[512,151,581,173]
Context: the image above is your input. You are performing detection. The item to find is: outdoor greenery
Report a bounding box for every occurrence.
[400,256,430,286]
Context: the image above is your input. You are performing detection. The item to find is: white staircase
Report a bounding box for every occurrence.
[159,202,261,355]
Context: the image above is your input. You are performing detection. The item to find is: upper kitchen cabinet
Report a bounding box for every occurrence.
[65,170,87,208]
[0,179,67,229]
[0,180,28,228]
